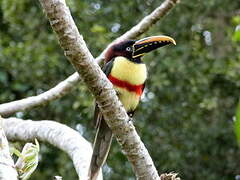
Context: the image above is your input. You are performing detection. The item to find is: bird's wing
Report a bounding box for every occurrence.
[93,60,114,129]
[88,59,115,180]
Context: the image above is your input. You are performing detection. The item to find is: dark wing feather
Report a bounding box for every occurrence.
[92,60,115,129]
[102,59,115,77]
[88,59,115,180]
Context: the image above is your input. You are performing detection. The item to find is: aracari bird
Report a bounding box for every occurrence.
[88,35,176,180]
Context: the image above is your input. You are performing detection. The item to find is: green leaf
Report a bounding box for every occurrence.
[90,24,106,33]
[12,147,23,158]
[235,101,240,146]
[232,16,240,25]
[15,139,40,180]
[232,30,240,42]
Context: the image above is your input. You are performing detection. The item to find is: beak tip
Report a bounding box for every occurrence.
[170,38,176,45]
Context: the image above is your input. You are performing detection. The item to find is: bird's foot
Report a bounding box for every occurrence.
[128,117,134,123]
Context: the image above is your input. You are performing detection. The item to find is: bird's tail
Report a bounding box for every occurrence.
[88,116,113,180]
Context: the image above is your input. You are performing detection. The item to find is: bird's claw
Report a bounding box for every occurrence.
[128,117,134,123]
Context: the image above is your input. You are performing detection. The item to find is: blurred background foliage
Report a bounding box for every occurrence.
[1,0,240,179]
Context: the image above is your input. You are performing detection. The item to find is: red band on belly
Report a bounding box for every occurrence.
[108,74,144,96]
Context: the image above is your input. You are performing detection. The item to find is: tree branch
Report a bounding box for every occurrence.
[0,0,178,117]
[38,0,170,179]
[95,0,179,63]
[2,117,102,180]
[0,72,79,117]
[0,117,18,180]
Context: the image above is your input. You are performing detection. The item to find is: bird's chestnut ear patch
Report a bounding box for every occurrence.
[105,40,136,62]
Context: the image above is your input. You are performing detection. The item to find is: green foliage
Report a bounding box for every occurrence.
[13,139,40,180]
[235,101,240,146]
[1,0,240,179]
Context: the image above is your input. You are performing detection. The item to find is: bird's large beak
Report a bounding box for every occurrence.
[132,35,176,58]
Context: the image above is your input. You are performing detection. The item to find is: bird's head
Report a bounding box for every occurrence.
[105,35,176,62]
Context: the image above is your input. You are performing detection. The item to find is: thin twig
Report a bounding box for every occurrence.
[0,72,79,117]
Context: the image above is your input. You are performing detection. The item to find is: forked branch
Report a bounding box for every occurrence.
[38,0,161,179]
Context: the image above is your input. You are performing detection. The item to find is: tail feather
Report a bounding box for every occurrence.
[88,116,113,180]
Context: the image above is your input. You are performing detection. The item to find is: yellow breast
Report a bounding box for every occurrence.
[110,56,147,112]
[110,56,147,85]
[114,86,141,112]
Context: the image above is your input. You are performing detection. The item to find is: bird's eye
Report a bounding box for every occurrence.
[126,47,132,51]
